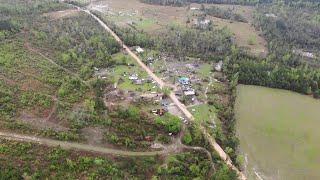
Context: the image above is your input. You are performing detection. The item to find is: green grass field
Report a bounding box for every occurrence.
[235,85,320,180]
[197,63,212,78]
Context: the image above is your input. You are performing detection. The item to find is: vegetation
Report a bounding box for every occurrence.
[155,113,182,134]
[103,106,173,150]
[224,51,320,98]
[156,151,212,179]
[254,2,320,56]
[140,0,266,6]
[0,139,159,179]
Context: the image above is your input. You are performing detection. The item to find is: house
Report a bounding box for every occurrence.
[178,77,190,85]
[136,46,144,54]
[184,89,195,96]
[215,61,223,72]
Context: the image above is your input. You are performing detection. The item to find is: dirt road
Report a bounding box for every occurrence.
[0,131,164,156]
[80,7,246,180]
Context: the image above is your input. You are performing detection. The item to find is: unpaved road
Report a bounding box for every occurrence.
[0,131,165,156]
[79,6,246,180]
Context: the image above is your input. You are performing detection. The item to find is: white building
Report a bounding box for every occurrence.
[184,89,195,96]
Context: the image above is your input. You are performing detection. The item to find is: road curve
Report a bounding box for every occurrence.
[0,131,165,156]
[79,7,246,180]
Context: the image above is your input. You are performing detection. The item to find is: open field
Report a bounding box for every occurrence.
[89,0,188,33]
[235,85,320,180]
[203,3,256,22]
[210,16,267,57]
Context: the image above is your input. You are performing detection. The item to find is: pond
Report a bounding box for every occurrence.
[235,85,320,180]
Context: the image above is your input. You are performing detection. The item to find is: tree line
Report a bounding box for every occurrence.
[224,51,320,98]
[202,6,247,23]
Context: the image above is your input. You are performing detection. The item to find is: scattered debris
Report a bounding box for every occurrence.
[265,13,277,18]
[194,18,211,28]
[144,136,153,141]
[136,46,144,54]
[190,7,200,11]
[215,61,223,72]
[293,49,316,59]
[129,74,138,80]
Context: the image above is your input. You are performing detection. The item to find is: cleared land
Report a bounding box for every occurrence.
[235,85,320,180]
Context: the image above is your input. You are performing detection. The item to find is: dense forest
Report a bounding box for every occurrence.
[254,2,320,53]
[224,51,320,98]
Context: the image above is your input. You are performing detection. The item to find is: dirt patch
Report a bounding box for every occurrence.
[81,127,105,145]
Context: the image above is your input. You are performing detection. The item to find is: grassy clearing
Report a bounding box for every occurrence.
[236,85,320,180]
[188,104,217,124]
[110,53,155,92]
